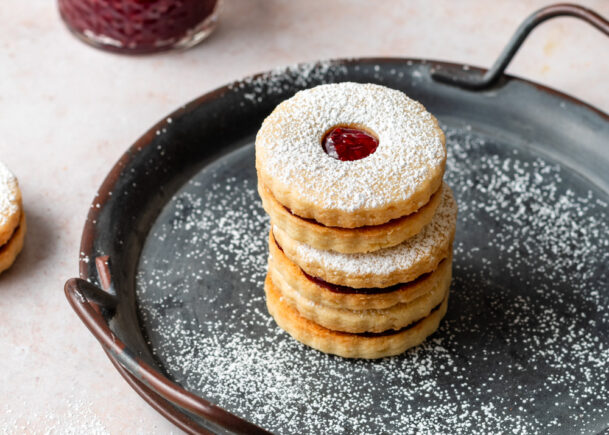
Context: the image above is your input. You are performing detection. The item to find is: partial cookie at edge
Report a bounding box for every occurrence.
[0,211,26,275]
[0,162,22,247]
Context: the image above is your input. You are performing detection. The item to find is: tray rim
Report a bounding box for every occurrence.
[71,57,609,434]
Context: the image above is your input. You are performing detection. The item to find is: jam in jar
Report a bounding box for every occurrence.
[58,0,221,54]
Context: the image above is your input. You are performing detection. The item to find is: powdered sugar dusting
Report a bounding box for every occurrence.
[288,183,456,277]
[256,82,445,212]
[2,398,108,434]
[231,60,349,103]
[0,161,19,226]
[135,124,609,433]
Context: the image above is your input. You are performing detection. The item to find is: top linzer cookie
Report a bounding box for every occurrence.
[255,82,446,228]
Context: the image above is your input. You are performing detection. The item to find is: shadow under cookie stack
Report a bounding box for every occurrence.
[256,83,457,359]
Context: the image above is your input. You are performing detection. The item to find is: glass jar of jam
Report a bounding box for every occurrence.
[58,0,221,54]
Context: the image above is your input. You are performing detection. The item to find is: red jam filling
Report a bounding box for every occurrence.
[322,127,379,161]
[303,271,405,295]
[302,268,433,295]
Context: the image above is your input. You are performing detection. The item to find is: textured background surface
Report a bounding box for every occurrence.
[1,0,608,432]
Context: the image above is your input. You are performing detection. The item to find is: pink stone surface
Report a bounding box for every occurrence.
[0,0,607,432]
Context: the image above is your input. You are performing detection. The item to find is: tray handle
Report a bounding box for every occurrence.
[431,3,609,90]
[65,277,271,435]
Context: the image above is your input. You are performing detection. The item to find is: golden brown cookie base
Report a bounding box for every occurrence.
[259,181,443,253]
[268,230,452,310]
[265,274,449,359]
[0,211,26,275]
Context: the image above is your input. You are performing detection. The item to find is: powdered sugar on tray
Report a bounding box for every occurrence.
[135,125,609,434]
[229,60,349,103]
[286,184,456,277]
[256,82,445,213]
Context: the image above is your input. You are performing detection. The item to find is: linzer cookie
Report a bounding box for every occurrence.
[0,162,25,275]
[268,233,452,312]
[255,82,446,228]
[265,274,449,359]
[268,237,451,334]
[0,211,26,275]
[256,82,457,359]
[272,184,456,288]
[259,181,443,254]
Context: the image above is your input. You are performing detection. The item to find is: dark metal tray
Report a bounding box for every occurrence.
[65,5,609,434]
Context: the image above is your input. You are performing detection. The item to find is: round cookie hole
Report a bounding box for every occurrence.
[321,125,379,161]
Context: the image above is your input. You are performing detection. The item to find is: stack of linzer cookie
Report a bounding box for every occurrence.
[0,161,26,276]
[256,83,457,359]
